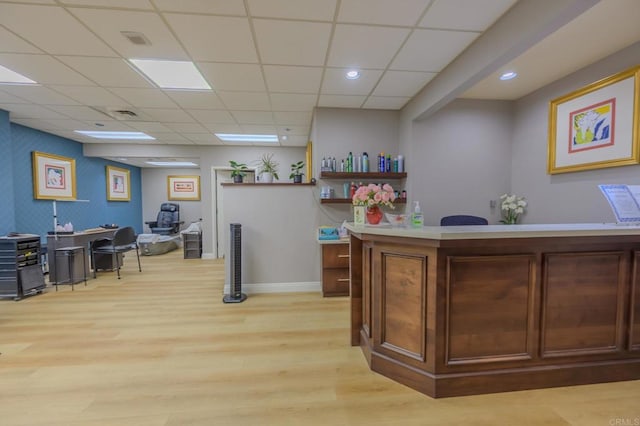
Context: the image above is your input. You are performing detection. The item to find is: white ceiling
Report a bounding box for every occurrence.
[0,0,638,168]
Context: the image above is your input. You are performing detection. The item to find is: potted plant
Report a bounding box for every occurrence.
[289,160,305,183]
[229,160,249,183]
[257,153,279,183]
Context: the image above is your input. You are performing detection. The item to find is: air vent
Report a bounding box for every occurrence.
[113,109,137,118]
[89,106,149,122]
[121,31,151,46]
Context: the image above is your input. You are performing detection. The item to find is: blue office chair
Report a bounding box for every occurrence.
[440,215,488,226]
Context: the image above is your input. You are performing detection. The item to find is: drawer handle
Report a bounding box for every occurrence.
[337,254,350,258]
[337,278,350,282]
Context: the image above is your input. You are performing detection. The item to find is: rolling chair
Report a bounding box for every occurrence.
[145,202,183,235]
[91,226,141,279]
[440,215,489,226]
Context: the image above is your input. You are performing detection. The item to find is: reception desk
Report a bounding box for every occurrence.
[345,223,640,398]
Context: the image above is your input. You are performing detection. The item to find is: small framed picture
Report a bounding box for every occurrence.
[106,165,131,201]
[32,151,76,200]
[168,175,200,201]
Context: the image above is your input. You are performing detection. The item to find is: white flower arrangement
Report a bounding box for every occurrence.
[500,194,527,224]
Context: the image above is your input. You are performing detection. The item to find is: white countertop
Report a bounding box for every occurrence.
[344,222,640,240]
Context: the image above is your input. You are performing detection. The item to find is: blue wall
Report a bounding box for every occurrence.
[1,111,142,239]
[0,110,16,234]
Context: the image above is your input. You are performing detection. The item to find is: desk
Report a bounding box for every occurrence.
[47,229,116,284]
[346,223,640,397]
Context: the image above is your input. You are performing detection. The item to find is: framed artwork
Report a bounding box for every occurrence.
[306,141,313,183]
[547,65,640,174]
[106,165,130,201]
[32,151,76,200]
[168,175,200,201]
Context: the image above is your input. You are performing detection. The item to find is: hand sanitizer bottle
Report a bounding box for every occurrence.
[412,201,424,228]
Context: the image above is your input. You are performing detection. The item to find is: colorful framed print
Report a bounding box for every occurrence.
[547,65,640,174]
[32,151,76,200]
[106,165,130,201]
[168,175,200,201]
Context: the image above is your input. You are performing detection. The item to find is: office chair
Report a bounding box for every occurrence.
[145,202,183,235]
[440,215,489,226]
[91,226,141,279]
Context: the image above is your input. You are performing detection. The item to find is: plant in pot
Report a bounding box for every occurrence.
[257,153,279,183]
[229,160,249,183]
[289,160,305,183]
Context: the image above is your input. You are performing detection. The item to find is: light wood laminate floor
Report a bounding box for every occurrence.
[1,250,639,426]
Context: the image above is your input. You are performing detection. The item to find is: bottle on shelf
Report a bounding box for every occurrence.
[398,154,404,173]
[347,152,353,172]
[379,152,385,172]
[362,152,369,172]
[340,159,345,172]
[386,154,391,172]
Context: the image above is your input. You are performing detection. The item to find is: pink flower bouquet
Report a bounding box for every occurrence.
[352,183,396,208]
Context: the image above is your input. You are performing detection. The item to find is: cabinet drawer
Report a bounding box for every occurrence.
[322,267,350,297]
[322,244,350,268]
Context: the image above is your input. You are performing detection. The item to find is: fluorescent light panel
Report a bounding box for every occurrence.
[75,130,155,140]
[215,133,279,143]
[146,161,198,167]
[129,59,211,90]
[0,65,37,84]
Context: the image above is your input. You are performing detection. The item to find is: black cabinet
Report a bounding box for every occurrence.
[0,234,46,300]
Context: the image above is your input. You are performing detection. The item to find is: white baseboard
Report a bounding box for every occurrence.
[201,252,216,259]
[223,281,321,294]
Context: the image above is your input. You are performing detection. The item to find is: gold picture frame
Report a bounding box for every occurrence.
[547,65,640,174]
[168,175,200,201]
[32,151,76,200]
[106,165,131,201]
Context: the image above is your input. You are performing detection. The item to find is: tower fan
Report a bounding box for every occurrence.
[223,223,247,303]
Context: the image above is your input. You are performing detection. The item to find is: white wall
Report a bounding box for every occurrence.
[410,99,514,225]
[511,41,640,223]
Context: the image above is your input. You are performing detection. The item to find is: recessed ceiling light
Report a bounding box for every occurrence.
[346,70,361,80]
[215,133,279,143]
[0,65,37,85]
[129,59,211,90]
[281,135,288,141]
[499,71,517,81]
[75,130,155,140]
[145,161,198,167]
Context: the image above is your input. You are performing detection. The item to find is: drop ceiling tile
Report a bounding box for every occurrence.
[107,88,178,108]
[239,124,277,134]
[0,3,115,56]
[338,0,430,26]
[70,8,189,60]
[77,120,134,131]
[328,24,410,69]
[363,96,411,110]
[0,90,30,104]
[280,135,308,146]
[164,14,257,62]
[0,27,42,53]
[183,133,221,144]
[231,111,275,125]
[49,86,130,106]
[140,108,197,123]
[187,109,236,124]
[147,132,188,142]
[60,0,153,8]
[247,0,336,20]
[253,19,331,66]
[57,56,153,88]
[277,125,309,136]
[420,0,517,31]
[273,111,312,125]
[269,94,317,112]
[1,104,69,120]
[154,0,246,15]
[0,86,80,105]
[318,94,366,108]
[41,118,92,130]
[321,68,383,96]
[45,105,115,121]
[197,63,265,92]
[263,65,323,94]
[372,71,435,97]
[10,118,62,130]
[202,123,241,133]
[0,53,95,85]
[163,122,209,133]
[164,90,224,109]
[125,121,173,132]
[391,29,479,72]
[216,91,271,110]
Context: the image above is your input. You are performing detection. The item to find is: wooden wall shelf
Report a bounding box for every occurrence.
[221,182,316,187]
[320,172,407,179]
[321,198,406,204]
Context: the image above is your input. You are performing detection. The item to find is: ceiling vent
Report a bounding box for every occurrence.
[121,31,151,46]
[89,106,149,122]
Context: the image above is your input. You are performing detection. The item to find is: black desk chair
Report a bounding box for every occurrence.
[91,226,141,279]
[145,202,183,235]
[440,215,489,226]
